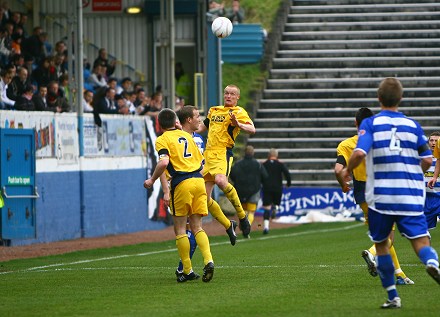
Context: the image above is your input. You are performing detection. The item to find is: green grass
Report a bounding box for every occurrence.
[1,222,440,316]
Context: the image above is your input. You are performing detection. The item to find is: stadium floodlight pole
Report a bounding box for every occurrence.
[75,0,85,238]
[76,0,84,157]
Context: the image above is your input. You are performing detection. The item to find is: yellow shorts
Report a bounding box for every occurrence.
[203,148,234,181]
[170,178,208,217]
[242,202,257,212]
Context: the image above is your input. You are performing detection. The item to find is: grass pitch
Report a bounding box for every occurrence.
[1,222,440,316]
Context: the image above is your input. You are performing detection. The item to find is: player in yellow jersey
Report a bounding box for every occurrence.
[144,108,214,283]
[198,84,256,238]
[334,107,414,285]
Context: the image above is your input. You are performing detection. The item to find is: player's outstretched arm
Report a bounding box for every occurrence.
[144,158,169,189]
[428,159,440,188]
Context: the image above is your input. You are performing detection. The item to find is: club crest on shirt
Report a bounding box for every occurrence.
[358,129,366,136]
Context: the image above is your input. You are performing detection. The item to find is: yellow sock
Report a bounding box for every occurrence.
[389,243,406,278]
[208,198,231,229]
[248,211,254,225]
[368,245,376,256]
[176,234,191,274]
[222,183,246,219]
[194,229,213,265]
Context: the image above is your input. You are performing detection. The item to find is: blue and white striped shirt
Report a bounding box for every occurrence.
[356,110,431,216]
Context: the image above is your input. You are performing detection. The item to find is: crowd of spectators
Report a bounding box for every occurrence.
[207,0,245,23]
[0,4,163,119]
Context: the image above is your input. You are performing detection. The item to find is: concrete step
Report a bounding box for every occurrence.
[285,20,440,32]
[276,48,440,58]
[253,116,440,128]
[269,66,440,79]
[259,97,440,108]
[279,38,440,50]
[267,76,440,89]
[272,56,440,69]
[249,137,343,149]
[290,3,440,14]
[262,87,440,99]
[282,29,440,41]
[252,157,337,175]
[256,106,440,118]
[287,11,440,23]
[293,0,439,4]
[253,126,440,137]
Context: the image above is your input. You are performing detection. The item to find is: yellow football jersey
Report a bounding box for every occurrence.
[155,129,204,178]
[434,139,440,159]
[205,105,253,149]
[336,134,367,182]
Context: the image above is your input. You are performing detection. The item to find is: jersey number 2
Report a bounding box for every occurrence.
[178,137,192,158]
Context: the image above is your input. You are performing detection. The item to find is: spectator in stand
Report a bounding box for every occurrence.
[40,32,52,56]
[23,55,35,82]
[207,1,225,21]
[175,62,192,103]
[107,77,118,92]
[53,40,66,58]
[32,84,50,111]
[21,26,45,65]
[148,92,164,116]
[132,82,143,94]
[0,26,13,67]
[122,90,136,114]
[14,83,35,111]
[136,94,152,115]
[10,31,22,55]
[116,77,132,95]
[58,74,71,104]
[87,62,107,91]
[32,56,58,88]
[230,145,268,229]
[0,68,14,109]
[95,87,118,114]
[175,95,185,111]
[115,94,129,115]
[82,89,94,113]
[54,53,67,78]
[225,0,245,24]
[46,80,70,112]
[93,48,116,78]
[8,11,20,29]
[9,53,25,70]
[3,22,13,51]
[17,13,28,37]
[7,66,30,101]
[0,6,7,28]
[133,88,147,108]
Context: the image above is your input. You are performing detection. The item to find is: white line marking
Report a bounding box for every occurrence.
[0,223,364,275]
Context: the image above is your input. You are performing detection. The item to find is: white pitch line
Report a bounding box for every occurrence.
[15,262,425,274]
[0,223,363,275]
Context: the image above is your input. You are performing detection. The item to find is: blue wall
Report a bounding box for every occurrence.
[8,168,167,246]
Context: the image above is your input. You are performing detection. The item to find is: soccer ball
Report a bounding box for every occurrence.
[211,17,233,38]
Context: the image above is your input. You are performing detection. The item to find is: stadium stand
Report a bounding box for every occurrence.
[249,0,440,187]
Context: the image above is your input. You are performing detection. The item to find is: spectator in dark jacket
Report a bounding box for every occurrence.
[230,145,268,235]
[261,148,291,234]
[14,84,35,111]
[7,66,30,101]
[21,26,45,64]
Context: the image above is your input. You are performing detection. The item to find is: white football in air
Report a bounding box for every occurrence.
[211,17,233,38]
